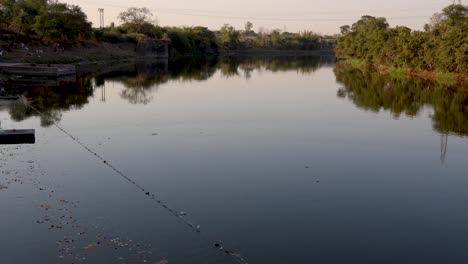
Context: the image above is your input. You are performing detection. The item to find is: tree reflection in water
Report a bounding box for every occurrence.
[98,55,332,104]
[0,55,333,126]
[335,62,468,137]
[3,78,93,127]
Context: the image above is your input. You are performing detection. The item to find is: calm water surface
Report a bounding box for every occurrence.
[1,57,468,264]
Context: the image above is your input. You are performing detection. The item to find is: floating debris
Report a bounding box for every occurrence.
[83,242,97,250]
[18,101,250,264]
[40,204,53,210]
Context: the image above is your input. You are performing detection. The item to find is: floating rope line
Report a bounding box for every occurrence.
[22,97,249,264]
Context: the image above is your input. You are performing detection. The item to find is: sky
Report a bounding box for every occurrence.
[62,0,457,34]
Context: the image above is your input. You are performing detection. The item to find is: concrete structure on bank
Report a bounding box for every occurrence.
[0,129,35,145]
[136,40,169,59]
[0,63,76,77]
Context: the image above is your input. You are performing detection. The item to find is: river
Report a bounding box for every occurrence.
[1,56,468,264]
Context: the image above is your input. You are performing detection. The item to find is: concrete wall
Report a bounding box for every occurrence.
[136,40,169,59]
[0,63,76,77]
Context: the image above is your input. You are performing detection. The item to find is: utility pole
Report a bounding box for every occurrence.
[98,8,104,29]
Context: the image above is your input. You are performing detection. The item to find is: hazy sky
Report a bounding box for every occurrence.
[63,0,456,34]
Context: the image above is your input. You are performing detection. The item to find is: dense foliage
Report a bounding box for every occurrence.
[165,26,218,56]
[335,4,468,74]
[0,0,92,42]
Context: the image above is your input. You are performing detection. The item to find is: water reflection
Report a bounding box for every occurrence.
[335,62,468,137]
[222,55,333,75]
[0,56,333,125]
[3,79,93,126]
[104,56,332,100]
[97,58,218,104]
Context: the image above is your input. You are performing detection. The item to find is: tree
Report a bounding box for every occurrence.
[340,25,350,35]
[118,7,154,33]
[244,21,254,34]
[11,0,48,34]
[335,4,467,73]
[335,15,389,62]
[34,2,92,42]
[0,0,16,28]
[440,3,467,25]
[217,24,240,51]
[431,4,468,73]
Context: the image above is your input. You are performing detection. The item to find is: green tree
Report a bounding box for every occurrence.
[34,2,92,42]
[0,0,16,28]
[217,24,240,51]
[244,21,254,35]
[118,7,154,34]
[11,0,48,34]
[336,4,467,74]
[432,4,468,73]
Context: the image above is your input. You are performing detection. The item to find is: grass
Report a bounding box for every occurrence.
[388,66,406,79]
[348,59,367,69]
[435,71,457,86]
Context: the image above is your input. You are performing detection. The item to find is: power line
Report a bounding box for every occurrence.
[72,0,447,15]
[151,12,431,22]
[71,0,433,23]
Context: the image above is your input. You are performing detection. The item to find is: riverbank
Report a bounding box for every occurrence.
[1,36,335,65]
[344,59,468,85]
[220,48,335,57]
[0,40,137,64]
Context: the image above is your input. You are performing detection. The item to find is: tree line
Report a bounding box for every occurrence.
[0,1,332,55]
[102,7,334,56]
[335,4,468,74]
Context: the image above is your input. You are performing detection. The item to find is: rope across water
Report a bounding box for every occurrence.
[22,97,249,264]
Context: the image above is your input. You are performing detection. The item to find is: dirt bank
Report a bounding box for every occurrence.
[1,40,137,64]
